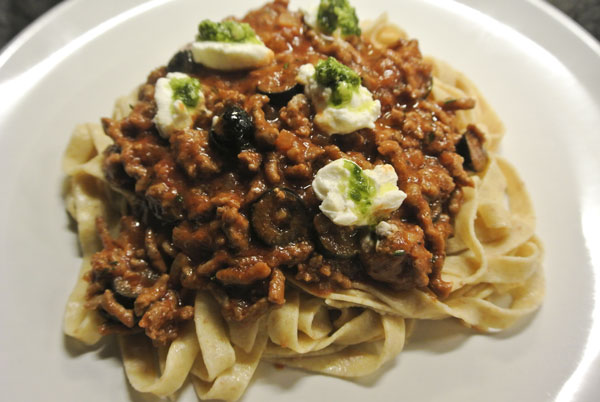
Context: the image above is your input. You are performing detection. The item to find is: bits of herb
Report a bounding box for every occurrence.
[343,160,375,218]
[317,0,361,36]
[393,250,406,257]
[170,76,201,109]
[197,20,261,44]
[315,57,361,106]
[426,131,436,143]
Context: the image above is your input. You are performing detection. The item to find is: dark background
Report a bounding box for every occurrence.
[1,0,599,49]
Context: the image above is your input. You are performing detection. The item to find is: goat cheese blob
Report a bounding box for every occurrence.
[297,58,380,135]
[191,20,274,71]
[312,158,406,226]
[375,220,399,238]
[154,72,204,138]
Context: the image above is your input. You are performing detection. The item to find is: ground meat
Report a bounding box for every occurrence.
[216,260,272,285]
[144,228,168,273]
[280,94,312,137]
[218,203,251,250]
[88,218,192,343]
[266,241,314,267]
[100,290,135,328]
[264,152,283,185]
[172,221,220,260]
[295,253,354,291]
[441,97,476,111]
[418,157,456,200]
[171,128,222,179]
[249,94,280,146]
[134,274,169,316]
[268,268,286,304]
[238,150,263,173]
[220,296,270,322]
[360,220,433,289]
[88,0,475,341]
[137,290,194,345]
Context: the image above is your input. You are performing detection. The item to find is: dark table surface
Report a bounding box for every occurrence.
[1,0,599,51]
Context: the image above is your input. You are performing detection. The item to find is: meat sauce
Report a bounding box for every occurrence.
[89,0,477,344]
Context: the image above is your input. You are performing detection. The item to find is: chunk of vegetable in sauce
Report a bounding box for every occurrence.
[251,188,310,246]
[314,213,360,258]
[456,125,488,172]
[166,50,195,74]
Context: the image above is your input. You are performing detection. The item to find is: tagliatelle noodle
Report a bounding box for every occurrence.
[62,14,544,402]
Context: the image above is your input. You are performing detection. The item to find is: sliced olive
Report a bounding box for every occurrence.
[103,145,135,190]
[144,194,184,225]
[166,50,195,74]
[251,188,310,246]
[97,306,123,324]
[456,125,488,172]
[256,67,303,107]
[257,82,303,107]
[111,277,139,309]
[313,213,360,258]
[210,105,254,154]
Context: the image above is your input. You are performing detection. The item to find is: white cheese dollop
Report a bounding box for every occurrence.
[301,7,318,30]
[191,42,274,71]
[375,221,399,237]
[312,158,406,226]
[296,63,380,135]
[154,72,204,138]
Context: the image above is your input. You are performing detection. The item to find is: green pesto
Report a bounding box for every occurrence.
[343,160,375,218]
[315,57,360,107]
[317,0,361,36]
[197,20,261,44]
[170,76,201,109]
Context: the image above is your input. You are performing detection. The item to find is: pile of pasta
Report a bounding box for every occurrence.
[62,16,544,402]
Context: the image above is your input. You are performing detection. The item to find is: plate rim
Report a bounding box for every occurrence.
[0,0,599,400]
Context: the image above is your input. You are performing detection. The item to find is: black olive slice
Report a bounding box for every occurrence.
[313,213,360,258]
[456,125,488,172]
[256,68,303,107]
[210,105,255,154]
[103,145,135,190]
[107,277,139,311]
[144,193,184,224]
[251,188,310,246]
[166,50,195,74]
[112,277,139,302]
[257,82,303,107]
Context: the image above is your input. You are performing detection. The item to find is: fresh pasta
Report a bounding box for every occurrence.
[62,1,544,401]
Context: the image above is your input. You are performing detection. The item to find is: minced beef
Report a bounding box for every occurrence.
[87,0,474,344]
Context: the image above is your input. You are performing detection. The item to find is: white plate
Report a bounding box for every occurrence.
[1,0,599,401]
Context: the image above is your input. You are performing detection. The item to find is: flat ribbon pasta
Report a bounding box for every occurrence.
[62,15,544,402]
[264,289,406,377]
